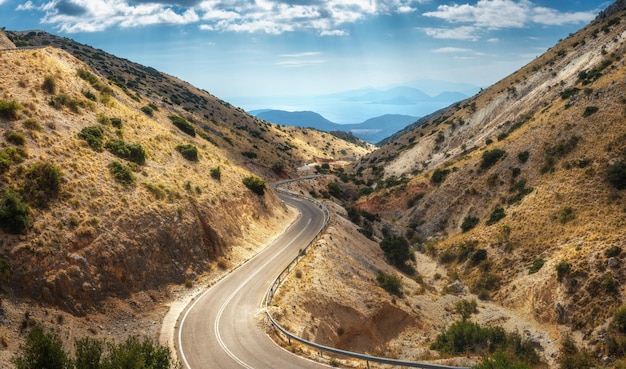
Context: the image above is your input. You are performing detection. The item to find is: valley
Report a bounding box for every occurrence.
[0,1,625,368]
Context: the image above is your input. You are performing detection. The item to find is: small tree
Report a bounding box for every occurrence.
[22,162,63,208]
[0,190,32,234]
[12,325,71,369]
[175,144,198,162]
[0,99,23,120]
[461,216,479,232]
[379,235,413,271]
[243,176,266,195]
[376,270,403,296]
[456,299,478,321]
[210,167,221,180]
[481,149,506,169]
[42,76,56,94]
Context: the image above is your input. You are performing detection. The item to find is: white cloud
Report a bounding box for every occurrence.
[422,26,480,41]
[423,0,597,31]
[16,0,427,34]
[432,47,474,53]
[277,50,325,67]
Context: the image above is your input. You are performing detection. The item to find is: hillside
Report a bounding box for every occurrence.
[0,31,372,365]
[271,2,626,368]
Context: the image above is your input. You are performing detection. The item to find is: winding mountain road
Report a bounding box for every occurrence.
[176,193,327,369]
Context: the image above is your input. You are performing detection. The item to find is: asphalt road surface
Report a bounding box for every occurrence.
[176,193,327,369]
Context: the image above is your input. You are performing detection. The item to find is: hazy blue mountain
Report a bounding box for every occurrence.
[255,110,340,131]
[253,110,417,144]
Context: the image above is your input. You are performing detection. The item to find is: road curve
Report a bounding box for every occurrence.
[176,193,327,369]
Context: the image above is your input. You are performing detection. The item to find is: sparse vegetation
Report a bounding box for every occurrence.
[242,176,266,195]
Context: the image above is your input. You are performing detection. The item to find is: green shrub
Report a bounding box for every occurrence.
[560,87,580,100]
[558,206,575,224]
[110,117,122,128]
[486,207,506,225]
[517,151,530,163]
[613,307,626,334]
[6,131,26,146]
[0,190,32,234]
[327,181,342,198]
[13,326,179,369]
[582,106,599,117]
[242,176,266,195]
[605,246,622,258]
[606,160,626,190]
[529,259,545,274]
[176,144,198,162]
[556,261,571,282]
[242,151,257,159]
[82,89,96,101]
[210,167,221,180]
[12,325,69,369]
[430,321,508,355]
[541,136,580,174]
[22,118,42,131]
[481,149,506,169]
[0,147,26,173]
[471,249,488,265]
[108,161,135,185]
[105,139,146,165]
[41,75,56,94]
[168,115,195,137]
[23,162,63,208]
[461,216,479,232]
[78,125,104,151]
[141,105,154,116]
[380,235,414,272]
[456,299,478,321]
[472,352,533,369]
[0,99,23,120]
[376,270,403,296]
[431,168,450,185]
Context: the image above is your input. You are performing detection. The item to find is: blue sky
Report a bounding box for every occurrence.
[0,0,610,115]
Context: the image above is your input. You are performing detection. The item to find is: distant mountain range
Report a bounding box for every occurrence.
[251,110,418,144]
[234,83,475,125]
[247,85,473,143]
[323,86,469,105]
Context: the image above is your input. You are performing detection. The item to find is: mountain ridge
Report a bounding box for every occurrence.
[253,109,418,144]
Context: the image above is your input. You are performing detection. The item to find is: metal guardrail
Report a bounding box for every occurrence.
[266,179,469,369]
